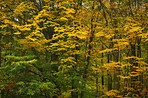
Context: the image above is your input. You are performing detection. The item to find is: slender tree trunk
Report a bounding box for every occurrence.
[107,70,112,91]
[107,54,112,91]
[112,19,120,91]
[113,47,120,91]
[81,1,95,97]
[0,33,1,67]
[72,80,78,98]
[96,65,99,98]
[137,37,141,58]
[71,44,79,98]
[0,33,4,98]
[137,37,143,97]
[101,45,104,96]
[130,41,140,96]
[107,40,114,92]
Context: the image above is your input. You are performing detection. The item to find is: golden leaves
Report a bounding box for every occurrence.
[99,48,116,53]
[61,57,76,64]
[92,67,102,73]
[118,75,130,79]
[123,56,143,61]
[95,31,104,37]
[0,24,8,29]
[14,32,21,35]
[60,17,68,21]
[65,8,75,14]
[124,87,134,91]
[14,2,35,17]
[103,61,121,70]
[105,90,120,97]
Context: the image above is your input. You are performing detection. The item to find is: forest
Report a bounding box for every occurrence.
[0,0,148,98]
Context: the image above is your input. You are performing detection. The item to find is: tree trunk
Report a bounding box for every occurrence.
[112,19,120,91]
[130,41,140,96]
[81,1,95,97]
[0,33,1,67]
[71,44,79,98]
[101,45,104,96]
[107,54,112,91]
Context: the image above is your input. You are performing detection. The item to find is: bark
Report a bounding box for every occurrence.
[130,41,140,96]
[112,19,120,91]
[107,65,112,92]
[71,42,79,98]
[96,75,99,97]
[101,45,104,96]
[137,37,141,58]
[0,33,1,67]
[107,51,112,91]
[0,33,4,98]
[81,1,95,97]
[107,42,113,92]
[71,81,78,98]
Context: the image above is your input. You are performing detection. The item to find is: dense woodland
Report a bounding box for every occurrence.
[0,0,148,98]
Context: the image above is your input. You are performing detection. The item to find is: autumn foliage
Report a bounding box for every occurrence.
[0,0,148,97]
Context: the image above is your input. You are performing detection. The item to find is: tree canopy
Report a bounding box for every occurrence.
[0,0,148,98]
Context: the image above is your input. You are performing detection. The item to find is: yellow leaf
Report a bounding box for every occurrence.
[14,32,21,35]
[60,17,68,21]
[95,31,104,37]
